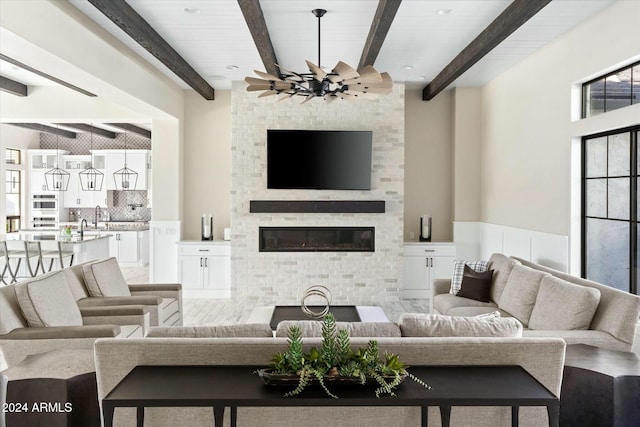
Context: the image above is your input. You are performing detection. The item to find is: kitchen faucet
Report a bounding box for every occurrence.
[94,205,101,228]
[80,219,88,239]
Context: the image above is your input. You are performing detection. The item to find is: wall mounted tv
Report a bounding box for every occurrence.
[267,130,372,190]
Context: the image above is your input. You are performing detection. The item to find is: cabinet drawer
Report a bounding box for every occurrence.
[403,244,456,257]
[178,244,230,256]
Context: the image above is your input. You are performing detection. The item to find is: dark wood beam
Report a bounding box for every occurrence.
[105,123,152,139]
[88,0,215,100]
[0,54,96,97]
[358,0,403,70]
[422,0,552,100]
[0,76,28,97]
[56,123,116,139]
[8,123,76,138]
[237,0,280,78]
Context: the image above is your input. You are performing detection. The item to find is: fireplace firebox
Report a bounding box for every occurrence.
[259,227,374,252]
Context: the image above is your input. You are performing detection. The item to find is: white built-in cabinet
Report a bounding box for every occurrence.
[108,230,149,267]
[62,155,110,208]
[103,149,150,190]
[177,242,230,298]
[28,150,69,194]
[403,243,456,311]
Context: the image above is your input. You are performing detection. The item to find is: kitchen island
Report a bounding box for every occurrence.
[2,233,112,266]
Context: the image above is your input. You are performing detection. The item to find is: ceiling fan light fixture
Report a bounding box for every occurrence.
[245,9,393,102]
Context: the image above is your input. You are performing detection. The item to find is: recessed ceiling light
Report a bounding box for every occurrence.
[183,7,200,14]
[437,9,453,15]
[226,65,239,70]
[402,65,413,71]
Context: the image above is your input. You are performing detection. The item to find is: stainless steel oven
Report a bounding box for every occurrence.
[31,215,58,228]
[31,194,58,210]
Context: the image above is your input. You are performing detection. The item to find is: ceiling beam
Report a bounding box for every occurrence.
[8,123,77,138]
[0,75,28,97]
[105,123,152,139]
[57,123,116,139]
[358,0,403,70]
[0,54,96,97]
[237,0,280,78]
[87,0,215,100]
[422,0,552,100]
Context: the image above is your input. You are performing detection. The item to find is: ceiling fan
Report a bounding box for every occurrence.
[245,8,393,102]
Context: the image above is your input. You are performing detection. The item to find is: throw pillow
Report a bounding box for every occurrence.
[528,276,601,330]
[14,271,83,327]
[449,260,489,294]
[398,313,522,338]
[498,265,548,327]
[82,257,131,297]
[456,265,493,302]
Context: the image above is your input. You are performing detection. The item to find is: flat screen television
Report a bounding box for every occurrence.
[267,130,372,190]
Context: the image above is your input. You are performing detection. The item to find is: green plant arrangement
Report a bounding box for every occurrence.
[257,313,431,398]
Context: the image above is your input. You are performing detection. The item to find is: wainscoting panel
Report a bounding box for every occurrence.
[454,222,569,272]
[149,220,181,283]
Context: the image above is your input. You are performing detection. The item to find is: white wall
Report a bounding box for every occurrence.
[480,0,640,238]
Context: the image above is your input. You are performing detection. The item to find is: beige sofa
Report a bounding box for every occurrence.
[94,335,565,427]
[433,253,640,352]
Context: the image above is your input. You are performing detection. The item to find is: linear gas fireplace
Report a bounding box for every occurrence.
[259,227,375,252]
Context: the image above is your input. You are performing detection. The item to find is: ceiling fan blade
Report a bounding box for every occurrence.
[276,64,304,80]
[344,65,382,85]
[253,70,282,81]
[347,72,393,94]
[323,94,339,103]
[277,92,295,102]
[328,61,359,83]
[246,76,293,90]
[305,60,327,82]
[246,84,272,92]
[245,76,270,86]
[258,90,278,98]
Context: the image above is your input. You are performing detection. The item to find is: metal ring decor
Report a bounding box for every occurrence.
[301,285,332,319]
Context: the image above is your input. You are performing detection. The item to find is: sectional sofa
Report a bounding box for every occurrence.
[94,335,565,427]
[433,253,640,352]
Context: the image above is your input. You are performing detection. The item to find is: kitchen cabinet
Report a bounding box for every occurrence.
[28,149,69,194]
[62,155,109,208]
[103,150,150,190]
[177,242,230,298]
[109,229,149,267]
[403,243,456,311]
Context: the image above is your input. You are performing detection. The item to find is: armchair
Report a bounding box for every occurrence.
[64,258,182,327]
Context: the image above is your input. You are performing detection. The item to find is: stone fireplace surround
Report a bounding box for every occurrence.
[230,82,405,305]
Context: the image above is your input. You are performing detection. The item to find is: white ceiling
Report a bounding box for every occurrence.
[36,1,617,93]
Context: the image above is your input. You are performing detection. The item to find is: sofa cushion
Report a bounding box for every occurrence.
[146,324,273,338]
[275,321,401,338]
[82,257,131,297]
[456,265,493,302]
[488,254,520,303]
[398,313,523,338]
[14,271,83,327]
[450,260,489,294]
[528,276,601,330]
[0,285,28,335]
[498,265,547,327]
[433,293,498,315]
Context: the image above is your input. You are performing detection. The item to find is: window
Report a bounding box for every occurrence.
[5,148,22,233]
[582,126,639,295]
[582,61,640,118]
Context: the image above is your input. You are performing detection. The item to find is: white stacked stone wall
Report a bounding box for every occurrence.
[230,82,405,305]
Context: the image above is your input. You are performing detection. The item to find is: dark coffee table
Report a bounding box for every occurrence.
[102,365,559,427]
[269,305,361,329]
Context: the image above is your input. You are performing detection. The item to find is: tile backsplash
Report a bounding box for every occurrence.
[68,191,150,223]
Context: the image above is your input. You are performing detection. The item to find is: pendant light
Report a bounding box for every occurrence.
[79,126,104,191]
[113,130,138,190]
[44,126,70,191]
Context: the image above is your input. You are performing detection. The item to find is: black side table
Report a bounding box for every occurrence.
[561,344,640,427]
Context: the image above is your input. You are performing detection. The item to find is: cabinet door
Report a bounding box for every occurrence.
[63,169,81,207]
[179,256,204,289]
[404,257,429,291]
[105,151,148,190]
[431,256,455,281]
[203,255,230,290]
[30,170,49,194]
[116,232,139,264]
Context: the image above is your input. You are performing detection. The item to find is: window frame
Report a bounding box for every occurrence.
[581,60,639,118]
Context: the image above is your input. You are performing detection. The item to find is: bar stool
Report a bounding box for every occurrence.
[38,240,74,272]
[4,240,40,282]
[1,242,11,285]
